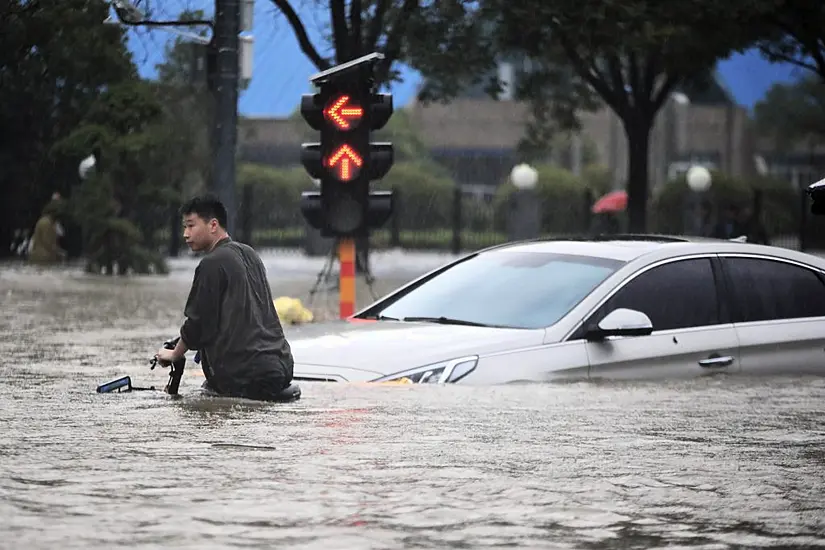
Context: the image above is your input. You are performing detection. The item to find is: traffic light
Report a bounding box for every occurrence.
[298,53,395,238]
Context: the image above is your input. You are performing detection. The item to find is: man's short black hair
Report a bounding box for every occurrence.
[180,194,228,228]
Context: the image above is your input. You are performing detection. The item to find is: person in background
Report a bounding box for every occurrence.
[28,200,66,265]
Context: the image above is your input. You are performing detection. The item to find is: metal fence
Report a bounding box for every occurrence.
[228,183,597,255]
[159,178,825,257]
[157,143,825,255]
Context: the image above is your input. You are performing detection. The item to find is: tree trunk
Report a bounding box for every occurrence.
[622,115,654,233]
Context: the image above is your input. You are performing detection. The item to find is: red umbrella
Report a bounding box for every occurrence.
[592,190,627,214]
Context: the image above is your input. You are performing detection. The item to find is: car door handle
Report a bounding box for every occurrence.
[698,355,734,368]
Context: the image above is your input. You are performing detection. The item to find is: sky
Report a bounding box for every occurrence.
[125,0,809,118]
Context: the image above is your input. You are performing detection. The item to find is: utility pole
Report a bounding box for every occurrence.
[109,0,248,237]
[210,0,241,236]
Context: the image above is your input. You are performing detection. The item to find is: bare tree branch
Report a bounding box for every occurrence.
[366,0,391,52]
[374,0,418,85]
[269,0,329,70]
[350,0,363,59]
[651,74,679,113]
[642,52,660,99]
[758,44,821,75]
[556,32,625,115]
[628,52,642,107]
[605,54,627,98]
[764,14,825,79]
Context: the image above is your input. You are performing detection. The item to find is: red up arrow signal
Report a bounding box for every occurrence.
[326,144,363,181]
[324,95,364,130]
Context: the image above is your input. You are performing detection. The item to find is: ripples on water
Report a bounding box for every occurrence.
[2,265,825,549]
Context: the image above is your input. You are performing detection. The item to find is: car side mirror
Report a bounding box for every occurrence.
[807,178,825,216]
[585,308,653,342]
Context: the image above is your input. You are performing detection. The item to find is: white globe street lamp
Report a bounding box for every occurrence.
[510,163,538,190]
[685,164,712,237]
[78,154,97,180]
[686,165,712,192]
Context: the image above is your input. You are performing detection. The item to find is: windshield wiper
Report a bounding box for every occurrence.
[358,314,400,321]
[401,316,492,327]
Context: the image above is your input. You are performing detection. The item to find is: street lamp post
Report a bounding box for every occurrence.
[507,164,540,241]
[686,165,712,236]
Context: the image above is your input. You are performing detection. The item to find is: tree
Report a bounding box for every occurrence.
[759,2,825,83]
[0,0,137,257]
[152,10,215,199]
[52,81,181,274]
[491,0,772,231]
[753,76,825,150]
[510,58,602,163]
[271,0,497,94]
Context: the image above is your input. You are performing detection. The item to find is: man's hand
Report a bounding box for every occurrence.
[155,347,181,366]
[155,336,189,366]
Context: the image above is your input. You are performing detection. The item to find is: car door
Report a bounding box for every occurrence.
[569,256,741,380]
[718,254,825,376]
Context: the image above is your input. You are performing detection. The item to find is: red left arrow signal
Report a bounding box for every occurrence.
[324,95,364,130]
[326,144,363,181]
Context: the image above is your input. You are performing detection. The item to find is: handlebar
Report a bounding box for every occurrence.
[150,337,186,396]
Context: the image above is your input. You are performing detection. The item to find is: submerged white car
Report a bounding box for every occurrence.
[288,235,825,384]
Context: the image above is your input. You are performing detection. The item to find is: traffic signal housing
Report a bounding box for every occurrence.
[298,56,395,238]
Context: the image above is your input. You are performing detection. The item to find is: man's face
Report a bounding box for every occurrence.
[183,213,217,252]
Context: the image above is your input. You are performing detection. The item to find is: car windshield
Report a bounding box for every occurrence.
[373,251,624,329]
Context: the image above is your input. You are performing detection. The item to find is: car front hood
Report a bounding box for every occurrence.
[286,320,545,381]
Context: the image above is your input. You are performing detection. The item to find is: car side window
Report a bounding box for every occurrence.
[722,257,825,322]
[589,258,721,332]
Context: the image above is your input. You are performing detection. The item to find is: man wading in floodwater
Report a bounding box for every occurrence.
[154,194,295,400]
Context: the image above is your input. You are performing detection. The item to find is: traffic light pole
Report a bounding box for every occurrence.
[298,53,395,319]
[210,0,240,236]
[338,238,356,317]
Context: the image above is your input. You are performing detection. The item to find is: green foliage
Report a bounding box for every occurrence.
[489,0,777,232]
[492,164,609,234]
[237,163,315,229]
[50,7,216,272]
[581,164,614,196]
[758,2,825,82]
[52,81,179,275]
[70,171,166,274]
[511,58,604,161]
[373,160,457,230]
[155,10,211,85]
[650,171,800,236]
[372,108,432,162]
[405,2,500,102]
[753,76,825,150]
[0,0,137,254]
[235,158,457,233]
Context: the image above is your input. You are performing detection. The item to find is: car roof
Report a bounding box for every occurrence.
[479,234,825,268]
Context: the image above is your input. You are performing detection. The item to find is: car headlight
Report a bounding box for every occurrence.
[373,356,478,384]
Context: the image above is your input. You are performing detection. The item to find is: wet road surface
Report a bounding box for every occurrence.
[2,258,825,549]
